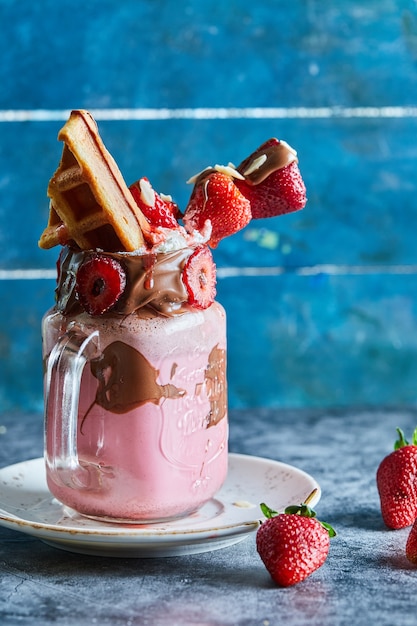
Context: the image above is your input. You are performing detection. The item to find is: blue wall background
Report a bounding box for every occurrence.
[1,0,417,412]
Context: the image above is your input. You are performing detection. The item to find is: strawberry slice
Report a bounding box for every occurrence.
[235,138,307,219]
[76,254,126,316]
[182,246,217,309]
[183,171,251,247]
[129,177,181,229]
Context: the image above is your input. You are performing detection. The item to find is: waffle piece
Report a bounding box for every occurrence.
[39,110,150,252]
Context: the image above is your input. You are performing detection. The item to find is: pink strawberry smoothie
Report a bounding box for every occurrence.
[43,247,227,522]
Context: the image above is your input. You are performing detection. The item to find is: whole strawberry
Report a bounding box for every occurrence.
[235,138,307,219]
[406,518,417,563]
[129,177,181,229]
[183,169,252,247]
[376,427,417,529]
[256,493,335,587]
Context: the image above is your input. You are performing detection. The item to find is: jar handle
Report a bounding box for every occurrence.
[44,328,100,490]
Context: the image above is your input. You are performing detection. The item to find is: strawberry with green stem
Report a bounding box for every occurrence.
[256,490,335,587]
[376,427,417,529]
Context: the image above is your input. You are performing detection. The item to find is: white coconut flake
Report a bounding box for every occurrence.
[186,162,245,184]
[243,153,267,176]
[233,500,256,508]
[139,178,156,206]
[280,139,297,157]
[214,163,245,179]
[186,166,212,185]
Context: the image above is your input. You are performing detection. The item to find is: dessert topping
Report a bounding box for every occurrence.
[75,254,127,316]
[129,177,181,229]
[57,246,195,317]
[39,110,149,252]
[237,138,298,184]
[182,171,252,248]
[235,138,307,219]
[40,111,308,315]
[182,246,217,310]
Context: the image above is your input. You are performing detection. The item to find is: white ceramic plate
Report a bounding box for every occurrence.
[0,453,320,557]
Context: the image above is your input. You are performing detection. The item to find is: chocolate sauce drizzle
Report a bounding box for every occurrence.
[56,246,193,317]
[80,342,226,432]
[80,341,186,432]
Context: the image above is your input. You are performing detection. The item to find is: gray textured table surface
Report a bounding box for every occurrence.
[1,406,417,626]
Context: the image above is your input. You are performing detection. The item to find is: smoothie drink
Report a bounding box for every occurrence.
[43,247,227,522]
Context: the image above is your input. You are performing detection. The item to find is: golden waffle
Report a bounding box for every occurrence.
[39,110,150,252]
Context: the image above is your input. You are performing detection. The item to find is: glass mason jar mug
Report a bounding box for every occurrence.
[42,245,228,523]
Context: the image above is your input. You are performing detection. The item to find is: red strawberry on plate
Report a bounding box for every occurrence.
[182,246,216,309]
[183,170,251,247]
[376,427,417,529]
[235,138,307,219]
[256,491,335,587]
[130,177,181,229]
[76,254,126,316]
